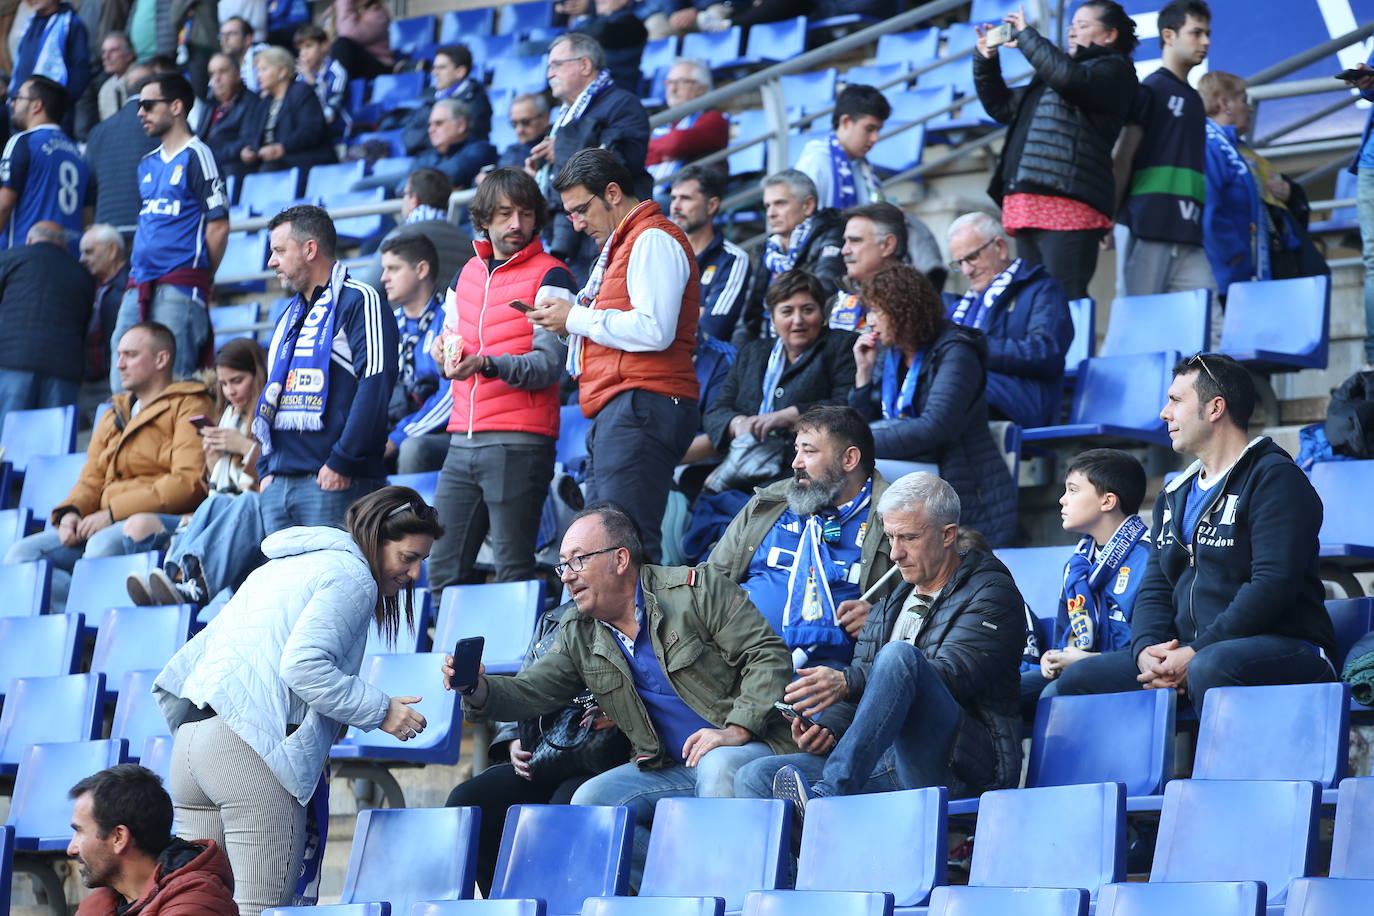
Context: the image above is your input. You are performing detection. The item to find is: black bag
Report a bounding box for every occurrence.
[703,433,790,493]
[518,692,630,783]
[1326,370,1374,459]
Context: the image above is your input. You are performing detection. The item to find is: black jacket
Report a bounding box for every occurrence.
[235,81,337,174]
[85,98,158,235]
[400,80,494,155]
[575,10,647,93]
[739,207,847,344]
[0,241,94,381]
[825,550,1024,796]
[196,89,264,172]
[849,324,1017,546]
[1130,437,1336,663]
[90,262,130,380]
[975,27,1137,218]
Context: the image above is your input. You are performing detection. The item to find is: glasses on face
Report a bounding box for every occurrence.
[947,237,996,272]
[510,116,539,129]
[565,195,600,221]
[137,98,170,111]
[554,546,620,577]
[664,77,698,88]
[9,94,35,105]
[546,56,585,72]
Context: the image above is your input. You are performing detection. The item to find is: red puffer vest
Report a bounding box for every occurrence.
[443,238,565,437]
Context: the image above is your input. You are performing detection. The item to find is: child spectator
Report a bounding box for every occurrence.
[295,23,349,137]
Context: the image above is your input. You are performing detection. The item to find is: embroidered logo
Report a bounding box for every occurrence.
[1114,566,1131,595]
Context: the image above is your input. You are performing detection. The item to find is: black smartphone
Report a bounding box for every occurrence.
[774,700,818,730]
[188,415,209,430]
[448,636,485,692]
[1337,68,1368,82]
[507,299,534,313]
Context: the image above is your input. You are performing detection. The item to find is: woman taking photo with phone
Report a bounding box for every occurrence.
[153,486,442,916]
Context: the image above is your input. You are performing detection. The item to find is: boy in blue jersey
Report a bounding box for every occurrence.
[379,232,450,475]
[110,71,228,391]
[0,75,89,254]
[254,205,399,532]
[1024,448,1150,704]
[294,24,350,138]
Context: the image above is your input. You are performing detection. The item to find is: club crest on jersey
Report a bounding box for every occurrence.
[701,265,717,285]
[1114,566,1131,595]
[170,165,184,186]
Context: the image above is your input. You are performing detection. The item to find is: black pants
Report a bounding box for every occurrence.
[446,763,589,895]
[332,36,391,81]
[1015,227,1106,301]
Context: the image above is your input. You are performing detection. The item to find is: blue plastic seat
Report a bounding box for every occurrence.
[218,231,269,292]
[868,121,926,173]
[1152,779,1318,910]
[727,110,769,176]
[467,35,518,77]
[0,560,50,617]
[795,786,944,910]
[210,301,261,343]
[0,614,82,698]
[927,886,1087,916]
[390,15,435,59]
[0,508,29,552]
[1096,882,1263,916]
[1328,598,1374,669]
[89,605,194,694]
[0,825,12,914]
[111,670,171,761]
[582,899,722,916]
[388,471,439,507]
[306,160,368,202]
[434,580,544,674]
[1022,350,1178,447]
[439,7,496,43]
[0,674,105,774]
[353,129,407,158]
[991,545,1071,629]
[492,805,632,916]
[7,739,127,849]
[1220,275,1330,371]
[332,653,462,764]
[683,27,743,73]
[370,155,417,183]
[1331,777,1374,878]
[240,168,303,214]
[498,1,553,36]
[873,459,940,485]
[1307,170,1357,234]
[338,807,479,911]
[875,29,939,69]
[266,906,390,916]
[1100,290,1211,358]
[736,17,806,66]
[641,798,788,913]
[1284,877,1374,915]
[140,734,174,782]
[65,551,162,623]
[17,452,85,528]
[370,72,427,108]
[919,55,974,99]
[1065,297,1096,378]
[842,63,907,91]
[742,891,892,916]
[416,903,544,916]
[332,188,388,243]
[1312,460,1374,558]
[491,54,551,95]
[780,69,837,111]
[0,406,77,474]
[969,0,1020,23]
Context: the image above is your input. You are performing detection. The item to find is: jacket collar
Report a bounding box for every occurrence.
[471,235,548,271]
[1163,435,1271,494]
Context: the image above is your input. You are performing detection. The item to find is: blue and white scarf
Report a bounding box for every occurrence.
[758,339,787,414]
[827,133,882,210]
[538,69,614,193]
[880,346,923,419]
[1060,514,1148,650]
[566,199,656,377]
[405,204,446,224]
[648,111,701,183]
[782,477,873,650]
[12,7,73,95]
[950,257,1021,330]
[253,262,346,454]
[763,215,815,277]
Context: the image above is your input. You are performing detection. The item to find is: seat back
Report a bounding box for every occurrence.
[388,471,440,507]
[0,673,105,767]
[332,188,389,242]
[389,14,435,58]
[1065,297,1096,375]
[875,28,940,67]
[497,0,552,35]
[1220,275,1330,369]
[335,654,462,763]
[1067,351,1178,438]
[492,805,632,916]
[970,782,1125,900]
[265,906,390,916]
[434,581,544,674]
[66,551,163,621]
[780,69,838,110]
[744,16,806,62]
[415,903,544,916]
[1327,598,1374,668]
[1152,779,1319,906]
[795,786,945,907]
[218,231,269,291]
[439,7,496,43]
[580,899,722,916]
[641,798,788,911]
[873,459,939,482]
[1096,882,1263,916]
[1285,877,1374,915]
[1312,460,1374,549]
[340,808,479,910]
[370,72,426,106]
[111,670,172,760]
[1193,683,1349,788]
[240,169,303,212]
[0,406,77,473]
[0,613,83,697]
[741,891,893,916]
[210,302,261,343]
[1028,689,1175,797]
[0,508,30,553]
[90,605,193,691]
[491,55,550,95]
[7,739,127,849]
[140,734,174,782]
[18,453,87,528]
[992,545,1071,629]
[682,27,742,70]
[557,405,592,477]
[1331,777,1374,878]
[0,560,50,617]
[1101,290,1211,358]
[928,886,1087,916]
[305,160,367,202]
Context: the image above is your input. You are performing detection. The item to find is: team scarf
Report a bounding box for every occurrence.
[782,477,873,650]
[405,204,446,224]
[436,76,474,100]
[827,133,882,209]
[396,293,442,395]
[12,7,72,95]
[538,69,614,193]
[763,215,815,276]
[950,257,1022,330]
[565,199,657,377]
[1206,118,1272,282]
[253,261,346,455]
[758,339,788,413]
[1060,514,1148,650]
[880,346,924,419]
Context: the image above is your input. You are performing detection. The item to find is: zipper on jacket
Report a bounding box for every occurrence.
[467,256,520,439]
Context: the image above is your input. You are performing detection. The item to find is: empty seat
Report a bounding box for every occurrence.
[17,452,85,527]
[875,29,939,69]
[1100,290,1212,358]
[434,581,544,674]
[0,560,50,616]
[332,653,462,764]
[0,508,30,552]
[210,301,261,344]
[65,551,163,623]
[873,459,939,482]
[387,471,439,507]
[140,734,174,782]
[1312,460,1374,558]
[500,0,553,35]
[640,798,787,913]
[742,891,892,916]
[370,72,426,107]
[1065,297,1096,378]
[842,63,907,91]
[305,160,368,202]
[582,900,723,916]
[332,188,388,243]
[1097,882,1263,916]
[0,405,77,474]
[0,614,83,698]
[89,605,194,694]
[780,69,837,111]
[1027,690,1175,805]
[1284,877,1374,915]
[8,739,127,849]
[239,169,303,214]
[111,670,172,761]
[1023,350,1178,447]
[338,807,480,911]
[0,673,105,774]
[416,903,545,916]
[492,805,632,916]
[439,7,496,43]
[265,907,390,916]
[928,886,1087,916]
[737,17,806,66]
[390,15,435,59]
[492,54,554,95]
[683,27,742,72]
[868,122,926,174]
[1219,275,1330,371]
[992,545,1072,627]
[218,231,269,292]
[726,109,770,176]
[969,0,1021,22]
[1331,777,1374,878]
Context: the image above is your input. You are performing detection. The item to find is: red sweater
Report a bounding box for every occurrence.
[646,110,730,165]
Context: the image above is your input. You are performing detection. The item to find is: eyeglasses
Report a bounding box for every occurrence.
[664,77,699,88]
[510,116,540,129]
[947,237,997,272]
[546,56,585,71]
[1185,351,1221,387]
[554,546,620,577]
[9,94,35,104]
[565,195,600,220]
[137,98,170,111]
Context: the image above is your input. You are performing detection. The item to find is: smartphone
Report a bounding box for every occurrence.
[187,415,209,430]
[986,23,1014,47]
[507,299,534,313]
[1337,68,1368,82]
[448,636,485,692]
[774,700,819,731]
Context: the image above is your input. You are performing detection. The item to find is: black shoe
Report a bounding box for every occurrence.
[772,764,813,849]
[125,573,155,606]
[148,566,208,609]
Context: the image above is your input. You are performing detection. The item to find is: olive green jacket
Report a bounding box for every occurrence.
[463,564,797,768]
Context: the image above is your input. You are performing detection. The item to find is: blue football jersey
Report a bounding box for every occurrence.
[131,137,228,281]
[0,123,88,252]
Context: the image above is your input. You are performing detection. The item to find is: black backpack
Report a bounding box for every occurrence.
[1326,370,1374,459]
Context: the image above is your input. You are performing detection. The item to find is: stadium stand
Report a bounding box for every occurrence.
[638,799,788,912]
[490,805,633,915]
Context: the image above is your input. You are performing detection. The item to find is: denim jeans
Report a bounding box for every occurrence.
[5,513,179,610]
[733,746,901,799]
[168,491,268,594]
[110,284,212,391]
[259,474,385,534]
[1358,168,1374,363]
[0,369,80,432]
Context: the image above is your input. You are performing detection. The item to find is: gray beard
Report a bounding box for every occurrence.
[786,465,846,517]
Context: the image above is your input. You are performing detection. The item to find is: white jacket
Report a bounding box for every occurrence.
[155,526,391,806]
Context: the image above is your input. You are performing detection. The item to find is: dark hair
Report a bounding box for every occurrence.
[405,167,452,211]
[125,320,176,361]
[552,148,637,200]
[1158,0,1211,36]
[863,263,945,351]
[346,486,445,645]
[842,202,908,262]
[671,164,726,201]
[380,231,439,284]
[764,269,825,312]
[571,502,644,568]
[268,204,337,259]
[795,406,876,475]
[213,337,267,414]
[1172,352,1256,430]
[435,44,473,71]
[470,166,549,236]
[294,23,328,45]
[69,764,173,857]
[1078,1,1139,55]
[1066,448,1146,516]
[222,15,252,36]
[832,83,891,130]
[24,74,68,123]
[146,71,196,115]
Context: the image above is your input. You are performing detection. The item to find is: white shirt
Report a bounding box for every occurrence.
[565,227,690,353]
[794,137,880,210]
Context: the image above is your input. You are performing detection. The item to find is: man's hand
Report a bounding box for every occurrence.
[56,511,81,547]
[681,723,750,767]
[973,22,999,59]
[784,666,848,718]
[1265,176,1291,204]
[668,7,697,31]
[451,354,487,380]
[317,465,351,491]
[510,737,534,779]
[384,439,398,458]
[836,599,871,638]
[259,474,274,492]
[528,295,572,335]
[240,147,259,165]
[1144,644,1195,692]
[526,137,554,170]
[379,696,427,741]
[1343,62,1374,92]
[76,509,115,541]
[1041,645,1092,679]
[791,715,836,756]
[745,407,800,440]
[259,143,285,162]
[1137,639,1184,690]
[441,657,489,707]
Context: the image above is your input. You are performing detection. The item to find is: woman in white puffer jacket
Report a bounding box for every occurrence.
[154,485,444,916]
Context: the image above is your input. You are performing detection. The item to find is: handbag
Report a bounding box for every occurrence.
[518,691,630,783]
[703,432,790,493]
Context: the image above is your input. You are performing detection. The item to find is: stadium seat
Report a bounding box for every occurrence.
[683,27,743,73]
[140,734,174,783]
[1307,169,1357,234]
[919,55,975,98]
[210,301,261,344]
[1096,882,1263,916]
[17,452,85,529]
[842,63,907,91]
[65,551,162,625]
[371,72,427,108]
[266,906,390,916]
[1022,350,1178,447]
[795,786,946,910]
[111,670,171,762]
[1328,598,1374,669]
[353,130,408,158]
[1219,275,1330,371]
[416,904,543,916]
[787,129,830,169]
[491,805,633,916]
[338,807,480,911]
[467,34,519,77]
[875,29,940,70]
[0,560,50,616]
[1065,297,1096,378]
[742,891,891,916]
[0,406,76,475]
[780,68,838,112]
[332,652,462,763]
[1284,877,1374,915]
[927,886,1087,916]
[388,471,439,507]
[736,17,806,67]
[0,825,12,915]
[1100,290,1212,358]
[8,739,128,849]
[0,508,29,552]
[434,580,544,673]
[727,110,770,176]
[390,15,435,60]
[969,0,1021,22]
[497,1,553,36]
[873,459,940,483]
[240,169,303,214]
[306,160,368,202]
[1312,460,1374,559]
[582,900,723,916]
[991,544,1071,627]
[492,55,552,95]
[439,7,496,43]
[0,614,83,698]
[868,121,926,174]
[0,673,105,774]
[1151,779,1318,910]
[332,188,388,243]
[88,605,194,694]
[640,798,788,912]
[218,231,269,292]
[1331,777,1374,878]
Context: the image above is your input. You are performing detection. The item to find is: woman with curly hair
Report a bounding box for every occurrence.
[849,263,1017,545]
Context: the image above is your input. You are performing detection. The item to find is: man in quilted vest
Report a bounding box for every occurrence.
[429,167,575,593]
[530,148,700,564]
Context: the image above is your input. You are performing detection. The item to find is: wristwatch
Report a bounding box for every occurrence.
[479,356,499,379]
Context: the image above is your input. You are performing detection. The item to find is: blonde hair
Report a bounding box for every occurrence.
[1198,71,1247,117]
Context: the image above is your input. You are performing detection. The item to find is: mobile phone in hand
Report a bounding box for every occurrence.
[774,700,818,730]
[507,299,534,313]
[448,636,485,692]
[986,23,1013,46]
[188,415,209,431]
[1337,68,1368,82]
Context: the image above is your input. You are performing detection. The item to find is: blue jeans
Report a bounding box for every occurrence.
[1359,168,1374,363]
[5,513,179,610]
[734,747,901,799]
[110,284,212,391]
[259,473,385,534]
[168,491,268,593]
[569,741,775,889]
[0,369,80,432]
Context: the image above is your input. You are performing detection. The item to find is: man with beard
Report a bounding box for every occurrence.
[708,406,896,668]
[669,164,748,343]
[68,764,236,915]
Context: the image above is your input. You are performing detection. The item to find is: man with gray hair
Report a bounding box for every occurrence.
[412,98,496,192]
[79,223,130,405]
[496,93,550,170]
[828,201,908,333]
[646,58,728,188]
[733,471,1024,815]
[946,210,1073,429]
